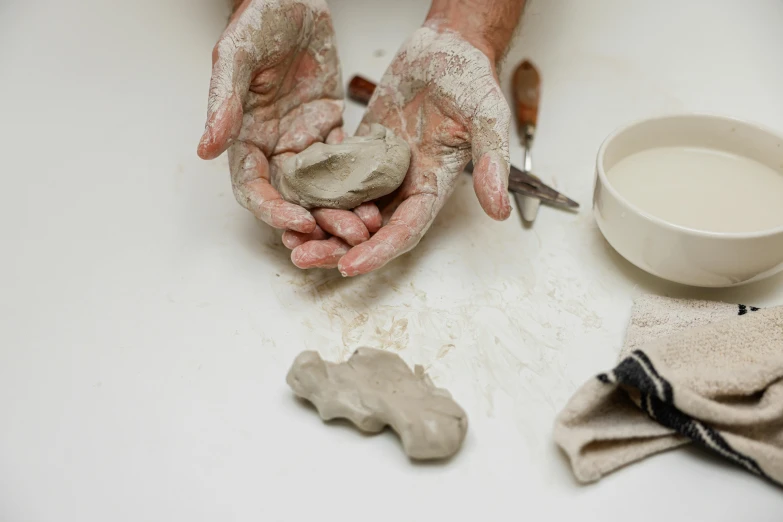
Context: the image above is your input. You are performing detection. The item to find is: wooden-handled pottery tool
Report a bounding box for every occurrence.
[512,60,544,223]
[347,75,579,212]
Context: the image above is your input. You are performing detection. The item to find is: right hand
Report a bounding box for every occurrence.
[287,24,513,276]
[197,0,378,253]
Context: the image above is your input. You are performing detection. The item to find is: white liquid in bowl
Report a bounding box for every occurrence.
[607,146,783,233]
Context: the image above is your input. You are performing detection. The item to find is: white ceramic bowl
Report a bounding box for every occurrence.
[593,114,783,288]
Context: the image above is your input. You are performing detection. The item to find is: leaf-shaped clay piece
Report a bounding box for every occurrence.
[286,347,468,460]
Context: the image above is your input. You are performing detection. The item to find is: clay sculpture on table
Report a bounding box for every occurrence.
[275,124,411,210]
[286,347,468,460]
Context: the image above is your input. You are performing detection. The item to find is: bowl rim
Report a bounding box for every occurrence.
[596,112,783,239]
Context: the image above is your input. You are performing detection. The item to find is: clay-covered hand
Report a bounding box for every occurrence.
[290,23,513,275]
[197,0,376,245]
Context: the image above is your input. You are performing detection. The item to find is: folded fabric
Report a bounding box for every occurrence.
[554,295,783,486]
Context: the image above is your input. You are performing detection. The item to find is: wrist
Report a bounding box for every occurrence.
[425,0,524,64]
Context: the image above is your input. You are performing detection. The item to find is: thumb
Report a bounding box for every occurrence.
[197,38,254,160]
[470,84,512,221]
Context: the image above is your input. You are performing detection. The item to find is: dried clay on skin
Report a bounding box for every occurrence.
[275,124,411,210]
[204,0,343,158]
[287,347,468,460]
[372,24,510,170]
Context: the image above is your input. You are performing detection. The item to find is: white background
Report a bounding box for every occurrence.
[1,0,782,520]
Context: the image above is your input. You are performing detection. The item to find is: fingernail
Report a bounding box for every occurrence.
[291,248,308,269]
[484,151,509,181]
[476,151,512,220]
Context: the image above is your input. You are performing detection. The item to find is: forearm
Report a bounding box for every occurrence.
[425,0,525,63]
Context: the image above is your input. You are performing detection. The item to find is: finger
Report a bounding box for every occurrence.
[472,151,511,221]
[282,226,328,249]
[197,33,255,160]
[229,143,316,233]
[291,237,351,269]
[354,122,372,137]
[353,202,382,234]
[312,209,370,247]
[241,182,316,233]
[470,83,512,221]
[338,193,436,277]
[326,127,345,145]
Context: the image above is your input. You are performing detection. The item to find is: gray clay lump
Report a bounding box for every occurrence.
[287,347,468,460]
[275,124,411,210]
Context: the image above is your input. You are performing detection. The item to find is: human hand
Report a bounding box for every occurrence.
[289,21,515,275]
[197,0,378,245]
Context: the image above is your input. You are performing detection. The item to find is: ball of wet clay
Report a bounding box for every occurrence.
[275,124,411,210]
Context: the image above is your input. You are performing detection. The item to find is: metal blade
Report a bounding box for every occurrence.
[464,162,580,210]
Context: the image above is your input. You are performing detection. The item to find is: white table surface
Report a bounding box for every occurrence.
[2,0,782,520]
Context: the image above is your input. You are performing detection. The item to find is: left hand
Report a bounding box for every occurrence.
[288,24,512,276]
[197,0,380,251]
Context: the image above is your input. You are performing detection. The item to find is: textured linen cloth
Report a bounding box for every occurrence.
[554,295,783,486]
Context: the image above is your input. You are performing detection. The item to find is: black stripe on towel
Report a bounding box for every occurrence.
[604,351,779,487]
[738,304,761,316]
[632,350,673,403]
[611,356,659,397]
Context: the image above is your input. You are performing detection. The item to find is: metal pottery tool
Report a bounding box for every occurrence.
[512,60,543,223]
[347,75,579,212]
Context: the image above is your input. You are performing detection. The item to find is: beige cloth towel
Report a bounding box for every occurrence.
[554,295,783,486]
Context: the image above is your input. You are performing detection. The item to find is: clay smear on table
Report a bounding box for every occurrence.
[275,124,411,210]
[287,347,468,460]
